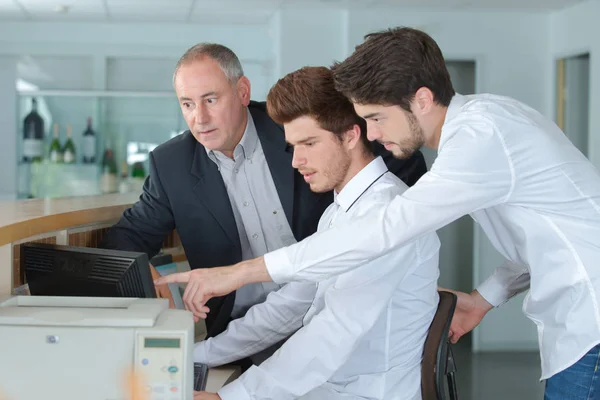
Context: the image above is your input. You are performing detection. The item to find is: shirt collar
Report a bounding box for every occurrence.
[334,156,388,212]
[206,108,258,164]
[443,93,467,124]
[439,93,468,150]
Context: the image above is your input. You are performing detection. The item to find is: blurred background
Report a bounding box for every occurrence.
[0,0,597,398]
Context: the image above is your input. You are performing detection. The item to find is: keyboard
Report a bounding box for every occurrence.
[193,363,209,392]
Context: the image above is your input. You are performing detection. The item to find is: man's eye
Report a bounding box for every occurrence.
[207,98,217,104]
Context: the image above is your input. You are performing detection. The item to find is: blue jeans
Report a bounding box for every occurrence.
[545,343,600,400]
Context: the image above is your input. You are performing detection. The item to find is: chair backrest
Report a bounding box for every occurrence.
[421,291,457,400]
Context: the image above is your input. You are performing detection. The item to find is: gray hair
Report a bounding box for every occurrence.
[173,43,244,85]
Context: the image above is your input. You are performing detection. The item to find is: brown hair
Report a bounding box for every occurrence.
[266,66,370,149]
[332,27,455,112]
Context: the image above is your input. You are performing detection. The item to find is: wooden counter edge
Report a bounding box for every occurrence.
[0,203,132,247]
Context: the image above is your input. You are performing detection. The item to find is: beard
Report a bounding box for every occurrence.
[308,143,352,193]
[391,112,426,159]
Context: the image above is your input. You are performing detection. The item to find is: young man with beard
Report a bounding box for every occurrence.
[191,66,441,400]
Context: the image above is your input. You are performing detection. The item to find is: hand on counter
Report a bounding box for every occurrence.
[194,391,222,400]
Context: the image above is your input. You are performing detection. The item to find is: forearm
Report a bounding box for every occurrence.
[101,208,170,256]
[219,302,386,400]
[196,282,315,367]
[218,318,345,400]
[231,256,274,289]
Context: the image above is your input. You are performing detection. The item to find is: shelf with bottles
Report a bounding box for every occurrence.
[17,90,186,199]
[18,94,102,167]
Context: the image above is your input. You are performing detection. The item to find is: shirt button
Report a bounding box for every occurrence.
[252,233,259,239]
[243,201,249,207]
[273,210,278,215]
[234,168,239,173]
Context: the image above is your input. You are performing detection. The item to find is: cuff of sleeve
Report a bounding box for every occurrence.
[217,378,251,400]
[476,275,512,308]
[263,249,292,284]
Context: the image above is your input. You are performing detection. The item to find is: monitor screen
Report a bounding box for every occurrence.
[22,243,156,299]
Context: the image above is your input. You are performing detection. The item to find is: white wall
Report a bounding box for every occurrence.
[0,21,274,99]
[272,7,347,78]
[0,22,273,61]
[551,1,599,166]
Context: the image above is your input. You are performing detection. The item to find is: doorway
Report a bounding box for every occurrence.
[556,53,590,157]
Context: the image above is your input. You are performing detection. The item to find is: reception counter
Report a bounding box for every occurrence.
[0,192,144,297]
[0,193,240,393]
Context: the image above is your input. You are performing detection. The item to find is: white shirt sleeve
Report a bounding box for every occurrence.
[264,117,515,283]
[194,282,317,367]
[218,239,428,400]
[477,260,531,307]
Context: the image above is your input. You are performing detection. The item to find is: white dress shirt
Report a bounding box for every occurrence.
[264,93,600,380]
[195,157,440,399]
[207,109,294,318]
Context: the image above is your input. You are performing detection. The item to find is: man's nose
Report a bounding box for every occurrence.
[366,122,381,142]
[292,148,306,169]
[195,104,210,124]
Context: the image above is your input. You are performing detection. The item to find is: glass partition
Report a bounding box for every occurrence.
[16,91,185,199]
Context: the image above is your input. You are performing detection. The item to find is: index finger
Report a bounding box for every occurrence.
[154,271,191,285]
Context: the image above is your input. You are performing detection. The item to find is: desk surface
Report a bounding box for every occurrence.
[206,366,241,393]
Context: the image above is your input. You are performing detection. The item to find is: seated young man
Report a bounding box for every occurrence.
[193,66,440,400]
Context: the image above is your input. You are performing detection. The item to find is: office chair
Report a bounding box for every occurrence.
[422,290,459,400]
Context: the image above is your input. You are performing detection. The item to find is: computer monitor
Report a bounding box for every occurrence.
[22,243,156,299]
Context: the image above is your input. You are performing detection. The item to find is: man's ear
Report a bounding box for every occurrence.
[237,76,251,106]
[345,124,362,150]
[412,87,435,116]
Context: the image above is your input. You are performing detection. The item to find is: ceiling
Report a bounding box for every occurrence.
[0,0,589,24]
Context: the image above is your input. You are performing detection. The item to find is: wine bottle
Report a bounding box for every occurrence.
[82,117,96,163]
[22,98,44,163]
[62,124,76,164]
[100,145,118,193]
[102,148,117,174]
[118,161,132,193]
[49,123,63,163]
